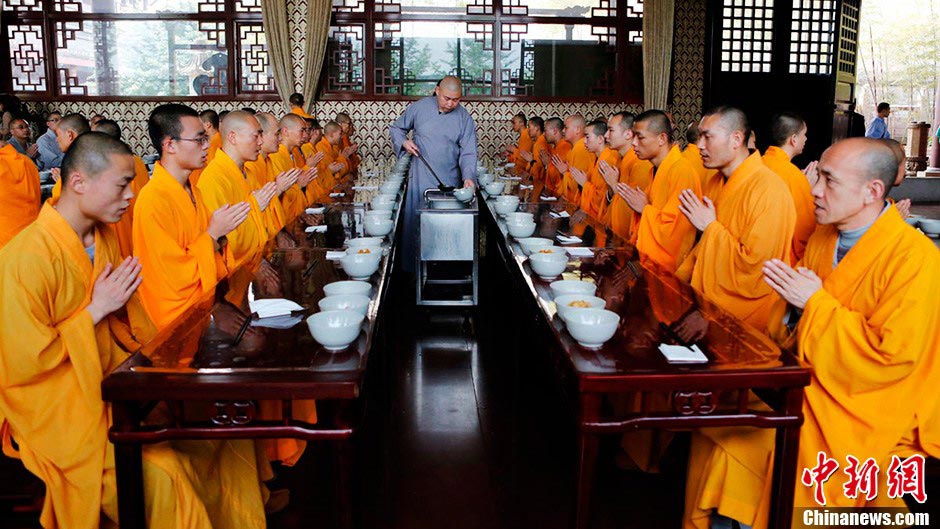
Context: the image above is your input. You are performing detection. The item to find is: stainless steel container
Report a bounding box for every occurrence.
[416,189,479,306]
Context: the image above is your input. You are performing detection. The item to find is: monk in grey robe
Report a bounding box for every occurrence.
[390,76,478,274]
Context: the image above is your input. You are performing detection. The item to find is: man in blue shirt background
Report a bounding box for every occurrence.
[865,102,891,139]
[36,111,64,171]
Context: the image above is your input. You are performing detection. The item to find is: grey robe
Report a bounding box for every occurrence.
[390,96,478,273]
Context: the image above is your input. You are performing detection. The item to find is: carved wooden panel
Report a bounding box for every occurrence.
[789,0,835,75]
[719,0,775,73]
[326,25,365,93]
[9,24,47,91]
[238,23,276,92]
[2,0,42,11]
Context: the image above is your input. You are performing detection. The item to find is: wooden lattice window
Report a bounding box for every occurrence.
[719,0,774,73]
[836,0,859,79]
[789,0,835,75]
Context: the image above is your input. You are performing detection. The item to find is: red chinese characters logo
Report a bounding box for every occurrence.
[887,454,927,504]
[843,456,879,501]
[801,452,928,506]
[801,451,840,506]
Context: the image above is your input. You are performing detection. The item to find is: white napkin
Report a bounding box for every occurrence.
[500,175,521,181]
[519,184,534,190]
[352,185,378,191]
[556,234,582,244]
[305,207,325,214]
[550,210,571,219]
[504,162,515,168]
[249,298,304,319]
[250,313,305,329]
[326,251,347,260]
[658,344,708,364]
[566,247,595,258]
[305,225,327,233]
[330,192,346,198]
[539,195,558,202]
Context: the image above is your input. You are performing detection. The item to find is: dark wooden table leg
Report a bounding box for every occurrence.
[112,401,146,529]
[575,393,602,529]
[769,387,805,529]
[334,437,354,529]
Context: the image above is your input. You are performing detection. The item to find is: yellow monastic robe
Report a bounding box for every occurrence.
[684,144,723,202]
[544,140,572,196]
[762,146,816,263]
[677,152,795,331]
[268,144,309,221]
[0,205,264,529]
[529,134,550,198]
[632,145,702,272]
[112,155,151,258]
[0,143,40,250]
[133,163,231,330]
[579,147,621,221]
[341,132,361,171]
[557,138,596,206]
[316,137,346,182]
[511,128,534,175]
[291,107,313,119]
[189,132,221,186]
[300,144,333,204]
[606,148,653,241]
[244,154,287,237]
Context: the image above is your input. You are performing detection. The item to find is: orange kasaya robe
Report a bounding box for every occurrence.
[0,204,265,529]
[341,132,361,171]
[511,128,534,175]
[529,134,550,198]
[676,151,795,332]
[762,146,817,264]
[579,147,621,221]
[0,143,41,250]
[556,138,597,207]
[684,144,723,202]
[268,144,311,221]
[631,145,702,272]
[189,131,221,186]
[244,153,287,237]
[302,142,336,204]
[291,106,313,119]
[112,155,151,258]
[133,162,232,330]
[316,137,349,181]
[606,148,653,241]
[544,140,572,196]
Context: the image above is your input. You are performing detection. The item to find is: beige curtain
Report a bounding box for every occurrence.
[261,0,296,111]
[642,0,675,111]
[302,0,333,114]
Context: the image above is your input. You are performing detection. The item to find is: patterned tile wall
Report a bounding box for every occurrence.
[22,0,707,164]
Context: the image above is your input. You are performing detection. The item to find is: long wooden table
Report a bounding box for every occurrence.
[480,189,811,529]
[102,179,406,529]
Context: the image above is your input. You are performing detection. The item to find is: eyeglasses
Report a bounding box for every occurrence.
[174,136,210,146]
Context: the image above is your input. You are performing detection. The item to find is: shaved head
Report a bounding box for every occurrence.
[439,76,462,93]
[814,138,899,229]
[280,113,306,131]
[60,132,133,187]
[881,138,907,186]
[93,118,121,140]
[335,112,351,124]
[220,110,258,136]
[256,112,279,132]
[685,121,700,144]
[703,105,749,136]
[200,109,220,130]
[323,121,341,136]
[610,111,635,132]
[565,114,586,130]
[635,110,673,139]
[59,113,90,136]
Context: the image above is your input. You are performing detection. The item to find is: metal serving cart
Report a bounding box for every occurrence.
[416,189,479,306]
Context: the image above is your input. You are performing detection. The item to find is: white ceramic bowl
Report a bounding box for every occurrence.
[553,294,606,322]
[905,217,921,226]
[364,210,392,222]
[918,218,940,235]
[495,194,519,204]
[565,309,620,350]
[506,222,536,239]
[453,187,475,203]
[318,294,371,316]
[364,217,394,236]
[478,174,495,186]
[380,183,400,195]
[550,279,597,299]
[485,182,505,196]
[346,237,384,248]
[370,194,397,211]
[528,251,568,280]
[505,212,534,224]
[340,250,382,280]
[529,245,567,257]
[307,310,364,351]
[495,200,520,216]
[323,280,371,297]
[518,237,554,255]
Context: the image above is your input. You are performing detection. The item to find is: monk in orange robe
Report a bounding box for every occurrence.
[0,132,265,529]
[601,112,653,240]
[762,138,940,523]
[91,118,151,257]
[298,118,337,203]
[763,112,816,263]
[621,110,701,272]
[245,112,300,237]
[0,137,40,249]
[269,114,321,220]
[540,117,571,196]
[516,117,550,197]
[574,120,621,221]
[188,110,221,185]
[683,122,723,202]
[289,92,312,119]
[133,104,250,330]
[316,121,352,190]
[336,112,361,171]
[675,106,796,529]
[49,113,91,201]
[553,114,597,212]
[503,113,533,175]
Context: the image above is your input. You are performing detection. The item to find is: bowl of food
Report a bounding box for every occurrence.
[340,250,382,280]
[549,279,597,299]
[564,309,620,350]
[553,294,606,322]
[346,237,384,248]
[506,221,536,239]
[318,294,371,316]
[528,251,568,280]
[518,237,554,255]
[532,246,567,257]
[323,280,371,297]
[307,310,364,351]
[364,217,394,236]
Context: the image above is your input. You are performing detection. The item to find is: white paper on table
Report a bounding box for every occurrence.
[500,176,521,181]
[250,313,305,329]
[556,234,582,244]
[504,162,515,168]
[539,195,558,202]
[565,247,595,258]
[519,184,534,190]
[305,225,327,233]
[305,207,325,214]
[330,192,346,198]
[249,298,304,319]
[658,344,708,364]
[550,210,571,219]
[326,251,347,260]
[352,185,378,191]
